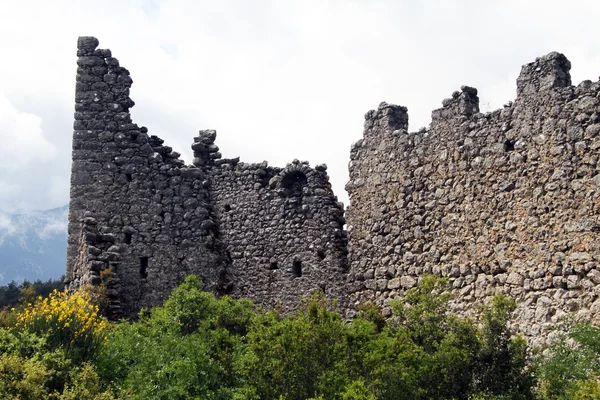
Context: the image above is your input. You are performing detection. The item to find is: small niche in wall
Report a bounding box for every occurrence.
[292,260,302,277]
[126,173,133,182]
[223,204,232,212]
[504,140,515,152]
[139,257,148,279]
[124,232,132,245]
[269,261,279,270]
[317,249,326,260]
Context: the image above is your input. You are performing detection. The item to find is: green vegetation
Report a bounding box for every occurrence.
[0,275,598,399]
[538,321,600,399]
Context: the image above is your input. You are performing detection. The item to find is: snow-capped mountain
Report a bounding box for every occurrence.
[0,205,68,284]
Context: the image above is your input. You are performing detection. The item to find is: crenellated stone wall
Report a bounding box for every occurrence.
[345,52,600,343]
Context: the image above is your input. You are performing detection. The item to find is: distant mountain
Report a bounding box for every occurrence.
[0,205,68,284]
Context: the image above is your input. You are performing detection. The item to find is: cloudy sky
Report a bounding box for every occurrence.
[0,0,598,212]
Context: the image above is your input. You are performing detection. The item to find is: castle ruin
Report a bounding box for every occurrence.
[67,37,600,341]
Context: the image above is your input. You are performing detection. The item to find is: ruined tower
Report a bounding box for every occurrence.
[66,37,348,317]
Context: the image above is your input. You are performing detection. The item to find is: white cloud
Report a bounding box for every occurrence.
[0,207,69,246]
[0,212,16,246]
[38,213,69,239]
[0,181,21,199]
[0,0,598,209]
[0,94,56,172]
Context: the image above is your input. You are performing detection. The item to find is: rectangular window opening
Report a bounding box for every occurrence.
[292,260,302,277]
[139,257,149,279]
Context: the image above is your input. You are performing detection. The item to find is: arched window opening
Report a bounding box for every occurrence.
[281,171,307,197]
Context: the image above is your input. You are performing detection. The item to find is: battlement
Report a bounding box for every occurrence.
[516,51,572,96]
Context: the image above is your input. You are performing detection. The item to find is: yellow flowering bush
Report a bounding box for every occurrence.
[15,289,109,362]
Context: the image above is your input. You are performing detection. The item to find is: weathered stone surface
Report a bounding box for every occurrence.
[67,37,600,346]
[67,37,348,318]
[345,50,600,346]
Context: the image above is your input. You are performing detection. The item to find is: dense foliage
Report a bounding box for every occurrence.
[0,275,598,399]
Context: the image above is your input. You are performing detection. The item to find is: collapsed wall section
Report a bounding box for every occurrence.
[67,37,225,317]
[346,52,600,343]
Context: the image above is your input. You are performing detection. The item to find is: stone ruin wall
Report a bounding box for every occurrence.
[66,37,348,317]
[67,36,600,342]
[197,136,348,310]
[345,52,600,342]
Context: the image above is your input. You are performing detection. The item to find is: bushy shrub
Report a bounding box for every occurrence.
[0,273,545,399]
[0,352,51,399]
[97,275,252,399]
[363,275,480,399]
[475,294,534,399]
[15,288,109,363]
[58,363,127,400]
[240,292,349,400]
[539,321,600,399]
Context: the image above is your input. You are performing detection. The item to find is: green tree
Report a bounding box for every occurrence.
[539,322,600,399]
[373,275,480,399]
[97,275,253,399]
[240,292,349,400]
[475,294,535,399]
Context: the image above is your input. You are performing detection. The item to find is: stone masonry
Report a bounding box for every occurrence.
[66,37,347,317]
[67,37,600,342]
[345,52,600,344]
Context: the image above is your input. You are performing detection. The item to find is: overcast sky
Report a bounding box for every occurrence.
[0,0,598,212]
